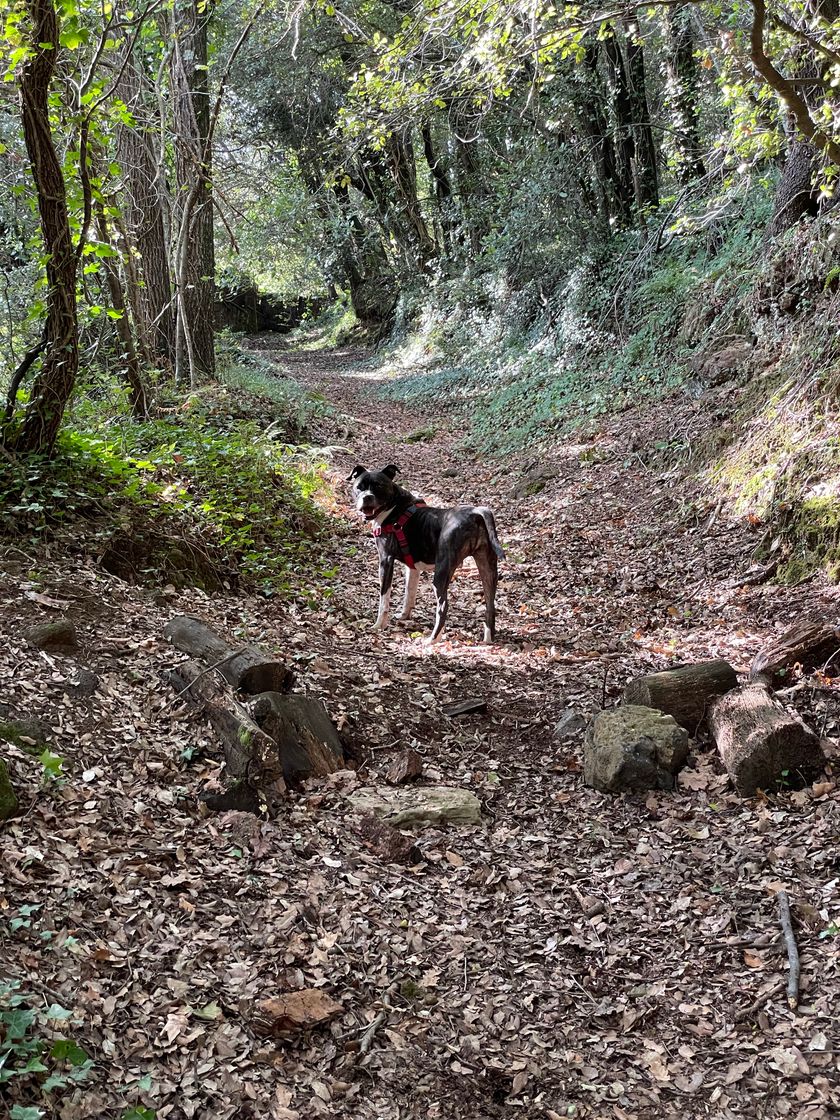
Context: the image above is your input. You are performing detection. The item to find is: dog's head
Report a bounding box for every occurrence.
[347,463,401,521]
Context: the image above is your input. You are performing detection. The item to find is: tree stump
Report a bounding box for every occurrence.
[622,660,738,732]
[750,620,840,683]
[709,682,825,795]
[165,661,286,805]
[249,692,345,785]
[164,615,292,695]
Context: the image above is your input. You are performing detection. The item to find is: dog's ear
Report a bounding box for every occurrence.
[346,464,366,482]
[381,464,399,479]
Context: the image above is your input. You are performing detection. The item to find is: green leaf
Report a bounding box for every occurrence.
[120,1108,157,1120]
[193,1001,222,1021]
[11,1107,44,1120]
[3,1008,36,1040]
[50,1038,88,1065]
[44,1003,73,1021]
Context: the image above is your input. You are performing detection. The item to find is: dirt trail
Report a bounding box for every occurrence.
[2,342,839,1120]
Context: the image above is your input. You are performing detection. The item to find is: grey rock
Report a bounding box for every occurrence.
[347,786,481,827]
[555,708,587,740]
[584,705,689,794]
[25,618,78,652]
[64,668,99,698]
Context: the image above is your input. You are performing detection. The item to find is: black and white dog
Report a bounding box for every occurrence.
[348,463,505,644]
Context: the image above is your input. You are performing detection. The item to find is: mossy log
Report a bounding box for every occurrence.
[622,660,738,732]
[164,615,292,695]
[709,681,825,795]
[750,619,840,683]
[249,692,346,786]
[166,661,286,807]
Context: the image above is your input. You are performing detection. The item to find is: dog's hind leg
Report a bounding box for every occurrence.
[398,565,420,621]
[475,547,498,643]
[374,557,394,632]
[427,562,453,644]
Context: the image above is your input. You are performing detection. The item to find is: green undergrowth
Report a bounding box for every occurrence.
[377,181,772,453]
[285,297,360,350]
[0,343,335,598]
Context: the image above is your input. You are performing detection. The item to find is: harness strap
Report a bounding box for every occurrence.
[373,501,427,568]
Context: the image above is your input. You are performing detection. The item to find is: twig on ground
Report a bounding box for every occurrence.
[778,889,800,1010]
[734,979,786,1022]
[358,1011,387,1055]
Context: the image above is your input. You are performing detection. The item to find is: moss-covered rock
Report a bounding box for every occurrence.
[0,713,50,755]
[25,618,78,652]
[0,759,18,820]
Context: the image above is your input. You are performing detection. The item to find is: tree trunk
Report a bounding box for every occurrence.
[4,0,78,455]
[116,52,176,371]
[709,681,825,795]
[387,128,436,268]
[623,18,660,210]
[95,203,147,417]
[603,33,637,224]
[422,123,453,251]
[751,619,840,683]
[170,0,216,384]
[664,5,705,183]
[623,660,738,732]
[577,43,628,230]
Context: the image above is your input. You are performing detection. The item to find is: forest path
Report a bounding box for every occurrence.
[2,342,839,1120]
[242,339,840,1118]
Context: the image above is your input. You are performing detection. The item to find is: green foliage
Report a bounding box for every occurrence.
[0,981,92,1115]
[378,182,772,453]
[0,349,335,596]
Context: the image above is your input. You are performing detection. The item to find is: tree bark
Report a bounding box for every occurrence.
[386,128,436,268]
[249,692,346,785]
[622,19,659,210]
[170,0,216,384]
[751,619,840,682]
[4,0,78,455]
[709,681,825,795]
[163,614,293,695]
[116,51,176,371]
[623,660,738,732]
[664,4,705,183]
[95,203,147,417]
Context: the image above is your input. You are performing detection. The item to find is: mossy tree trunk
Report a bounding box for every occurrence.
[3,0,78,455]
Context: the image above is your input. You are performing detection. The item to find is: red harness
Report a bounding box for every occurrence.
[372,501,427,568]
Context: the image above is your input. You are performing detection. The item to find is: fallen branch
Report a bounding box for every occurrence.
[734,979,786,1023]
[778,890,800,1010]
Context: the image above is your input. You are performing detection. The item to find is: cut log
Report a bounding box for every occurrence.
[750,620,840,683]
[709,682,826,795]
[249,692,345,785]
[164,614,292,695]
[622,660,738,732]
[165,661,286,805]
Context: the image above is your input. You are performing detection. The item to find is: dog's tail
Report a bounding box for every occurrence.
[475,507,506,560]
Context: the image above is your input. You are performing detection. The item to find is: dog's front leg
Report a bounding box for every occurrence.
[398,565,420,621]
[373,556,395,632]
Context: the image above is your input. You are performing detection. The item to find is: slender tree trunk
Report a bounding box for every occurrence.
[170,0,215,384]
[422,123,453,252]
[95,203,148,417]
[386,128,436,268]
[602,35,637,224]
[116,52,175,371]
[4,0,78,454]
[664,4,706,182]
[624,20,659,211]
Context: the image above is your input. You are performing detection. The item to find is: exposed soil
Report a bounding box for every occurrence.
[2,342,840,1120]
